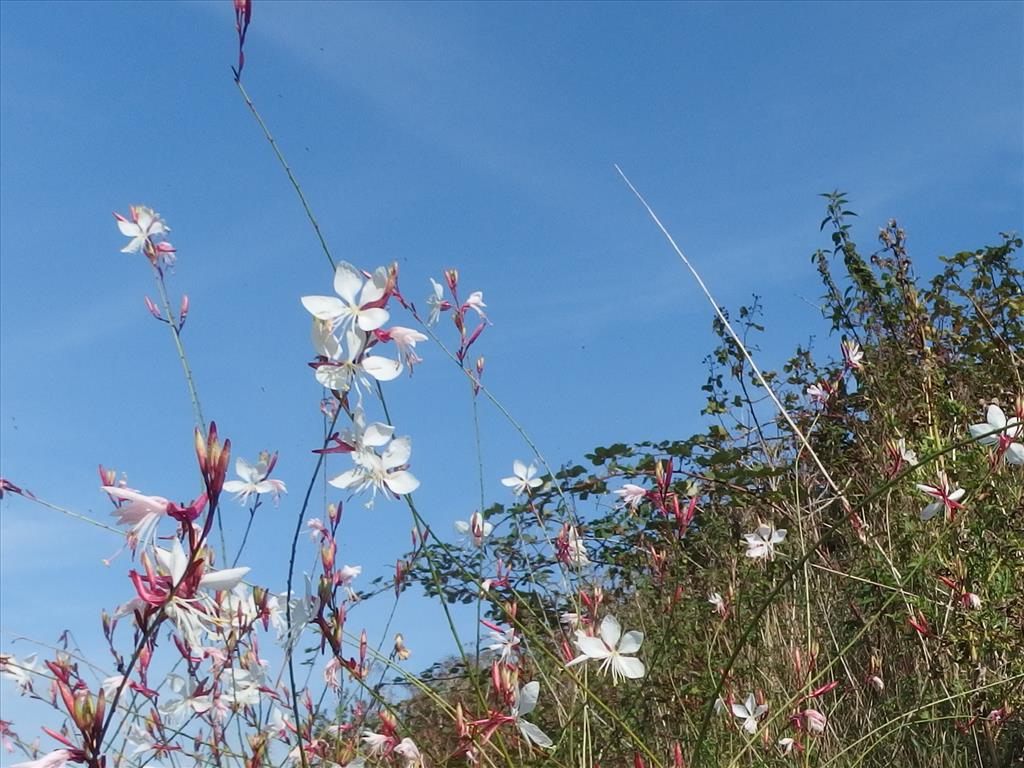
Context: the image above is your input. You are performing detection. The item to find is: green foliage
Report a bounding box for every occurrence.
[400,199,1023,767]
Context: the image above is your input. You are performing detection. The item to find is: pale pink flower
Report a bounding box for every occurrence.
[361,730,393,757]
[393,737,422,768]
[841,339,864,371]
[324,656,342,692]
[379,326,428,371]
[806,381,832,406]
[103,485,169,552]
[803,708,827,734]
[614,484,647,511]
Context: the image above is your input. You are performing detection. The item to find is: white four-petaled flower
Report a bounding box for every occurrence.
[567,615,645,684]
[501,460,543,498]
[222,454,286,504]
[114,205,171,255]
[302,262,390,332]
[743,523,787,559]
[454,511,493,547]
[329,435,420,498]
[969,404,1024,466]
[614,483,647,511]
[916,472,965,521]
[731,692,768,734]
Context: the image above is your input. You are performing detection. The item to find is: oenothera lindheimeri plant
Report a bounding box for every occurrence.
[3,4,1023,768]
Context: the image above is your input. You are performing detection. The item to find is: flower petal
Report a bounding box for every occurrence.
[200,567,250,593]
[301,295,345,322]
[574,633,611,660]
[517,681,540,716]
[613,655,645,679]
[599,615,622,648]
[517,720,553,748]
[356,307,390,332]
[333,262,364,304]
[617,630,644,654]
[382,436,413,469]
[361,354,402,381]
[385,470,419,495]
[329,469,364,490]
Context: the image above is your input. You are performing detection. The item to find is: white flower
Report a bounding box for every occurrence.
[916,472,965,521]
[361,730,392,756]
[426,278,447,326]
[465,291,487,319]
[708,592,726,616]
[841,339,864,370]
[159,674,212,723]
[485,625,520,664]
[896,438,918,466]
[743,523,787,559]
[454,511,493,547]
[329,436,420,498]
[154,540,250,646]
[301,262,389,333]
[614,484,647,511]
[501,460,543,498]
[341,408,395,452]
[222,454,286,504]
[312,325,402,393]
[0,653,40,693]
[731,692,767,734]
[393,737,423,768]
[221,667,261,708]
[969,404,1024,465]
[567,615,645,683]
[114,206,170,254]
[101,674,125,698]
[512,681,554,748]
[558,525,590,566]
[806,381,832,405]
[11,749,73,768]
[778,737,796,755]
[272,577,318,649]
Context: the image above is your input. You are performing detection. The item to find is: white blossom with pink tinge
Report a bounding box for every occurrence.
[567,615,645,684]
[302,262,390,333]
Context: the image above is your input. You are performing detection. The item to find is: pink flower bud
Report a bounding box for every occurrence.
[178,294,190,328]
[144,295,163,321]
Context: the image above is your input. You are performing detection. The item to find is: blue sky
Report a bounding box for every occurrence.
[1,0,1021,753]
